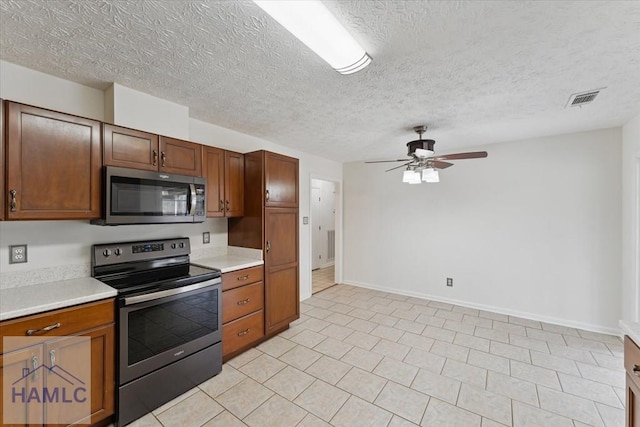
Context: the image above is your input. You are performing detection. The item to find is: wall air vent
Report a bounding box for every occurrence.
[565,88,605,108]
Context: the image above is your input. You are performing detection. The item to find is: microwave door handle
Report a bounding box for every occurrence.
[189,183,197,216]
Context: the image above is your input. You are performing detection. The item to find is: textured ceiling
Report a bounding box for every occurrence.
[1,0,639,162]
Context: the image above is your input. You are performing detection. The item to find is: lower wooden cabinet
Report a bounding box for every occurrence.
[222,311,264,357]
[626,336,640,427]
[0,299,115,427]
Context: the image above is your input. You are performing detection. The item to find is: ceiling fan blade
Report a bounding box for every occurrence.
[432,160,454,169]
[365,159,411,164]
[385,161,413,172]
[432,151,488,161]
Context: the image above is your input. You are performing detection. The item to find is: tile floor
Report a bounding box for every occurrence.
[312,266,336,294]
[127,284,625,427]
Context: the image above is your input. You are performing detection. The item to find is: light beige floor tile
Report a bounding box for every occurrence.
[490,341,531,363]
[313,336,354,359]
[538,386,602,425]
[263,365,315,400]
[156,390,223,427]
[238,354,287,383]
[201,410,246,427]
[347,318,377,333]
[340,346,384,371]
[305,355,351,385]
[453,332,490,352]
[403,347,446,373]
[395,319,426,335]
[492,320,527,336]
[592,352,624,370]
[541,322,580,337]
[442,319,476,335]
[416,314,446,327]
[256,336,297,358]
[374,381,430,424]
[389,300,414,310]
[127,413,162,427]
[486,371,538,406]
[325,312,355,326]
[508,334,550,353]
[299,317,332,332]
[398,332,435,351]
[371,312,400,327]
[349,308,376,320]
[329,303,355,315]
[547,343,597,364]
[564,335,612,354]
[526,328,567,345]
[462,314,494,328]
[389,414,420,426]
[371,324,405,342]
[318,324,354,341]
[510,360,561,390]
[508,316,541,329]
[576,361,625,388]
[331,395,393,427]
[422,326,456,343]
[453,305,480,316]
[467,349,510,375]
[151,388,198,416]
[577,330,622,346]
[371,338,412,360]
[456,383,512,425]
[244,394,307,427]
[606,341,624,357]
[475,326,510,343]
[429,301,455,311]
[289,329,327,348]
[558,372,622,408]
[530,350,580,375]
[596,402,624,427]
[481,418,508,427]
[392,308,424,322]
[512,401,574,427]
[434,309,464,322]
[373,357,419,386]
[294,380,350,422]
[226,348,263,369]
[430,340,470,362]
[421,398,481,427]
[278,325,305,339]
[297,413,331,427]
[411,368,461,404]
[336,367,387,402]
[199,364,247,398]
[371,303,398,315]
[441,358,487,388]
[479,311,509,322]
[215,378,274,419]
[279,345,322,370]
[343,330,380,350]
[307,307,333,320]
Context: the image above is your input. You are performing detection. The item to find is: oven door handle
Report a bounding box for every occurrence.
[189,183,197,216]
[123,279,221,306]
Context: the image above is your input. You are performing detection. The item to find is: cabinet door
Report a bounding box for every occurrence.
[0,345,44,426]
[203,146,225,217]
[103,124,159,171]
[629,373,640,427]
[159,136,202,176]
[265,152,298,208]
[225,151,244,217]
[265,208,298,268]
[265,266,299,334]
[6,102,102,220]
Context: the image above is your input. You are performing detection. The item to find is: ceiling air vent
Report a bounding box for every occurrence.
[565,88,605,108]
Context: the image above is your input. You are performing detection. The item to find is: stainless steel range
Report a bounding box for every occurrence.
[92,237,222,427]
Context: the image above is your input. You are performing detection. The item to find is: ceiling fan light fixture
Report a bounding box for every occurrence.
[414,148,434,158]
[403,169,421,184]
[422,168,439,183]
[253,0,371,75]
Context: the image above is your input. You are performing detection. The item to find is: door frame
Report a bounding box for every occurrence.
[307,174,342,298]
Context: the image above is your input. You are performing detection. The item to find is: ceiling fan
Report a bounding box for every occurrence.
[365,125,488,183]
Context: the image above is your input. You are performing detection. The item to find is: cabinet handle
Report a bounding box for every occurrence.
[633,364,640,376]
[31,356,38,381]
[237,275,249,281]
[153,150,158,166]
[219,200,224,211]
[237,298,250,306]
[266,240,270,253]
[225,200,230,212]
[161,151,166,167]
[9,189,17,212]
[237,328,250,337]
[26,322,61,336]
[49,349,56,369]
[265,189,270,201]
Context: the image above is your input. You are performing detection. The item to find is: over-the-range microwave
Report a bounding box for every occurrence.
[92,166,206,225]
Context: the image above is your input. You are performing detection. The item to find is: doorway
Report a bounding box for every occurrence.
[311,178,336,294]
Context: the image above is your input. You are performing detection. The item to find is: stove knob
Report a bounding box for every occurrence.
[171,243,177,249]
[114,248,122,256]
[179,242,185,249]
[102,249,112,258]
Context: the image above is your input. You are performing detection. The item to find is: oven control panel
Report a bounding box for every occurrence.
[92,237,191,267]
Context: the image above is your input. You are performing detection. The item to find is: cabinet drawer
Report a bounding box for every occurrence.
[223,310,264,357]
[0,299,115,353]
[223,282,264,323]
[222,266,264,291]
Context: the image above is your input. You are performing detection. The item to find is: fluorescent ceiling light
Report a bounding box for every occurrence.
[253,0,372,74]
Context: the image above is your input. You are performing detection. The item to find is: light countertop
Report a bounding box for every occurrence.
[0,277,117,321]
[620,320,640,345]
[193,254,263,273]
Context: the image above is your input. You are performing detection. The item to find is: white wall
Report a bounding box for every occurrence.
[344,128,622,333]
[622,111,640,322]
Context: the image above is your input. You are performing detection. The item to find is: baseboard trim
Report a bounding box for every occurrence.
[341,279,621,337]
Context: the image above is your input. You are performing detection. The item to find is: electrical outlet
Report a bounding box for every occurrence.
[10,244,28,264]
[446,277,453,287]
[202,232,210,244]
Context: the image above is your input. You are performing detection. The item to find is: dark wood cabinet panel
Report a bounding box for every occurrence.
[5,102,102,220]
[225,151,244,217]
[159,136,202,177]
[265,208,298,268]
[265,266,299,334]
[1,100,4,221]
[0,345,44,426]
[103,124,159,171]
[626,336,640,427]
[265,152,298,208]
[222,310,264,357]
[203,146,225,217]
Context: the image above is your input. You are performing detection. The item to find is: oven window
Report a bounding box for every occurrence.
[127,289,219,365]
[111,176,189,216]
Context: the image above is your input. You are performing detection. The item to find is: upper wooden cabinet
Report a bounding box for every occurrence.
[103,125,202,177]
[265,152,299,208]
[203,146,243,217]
[5,102,102,220]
